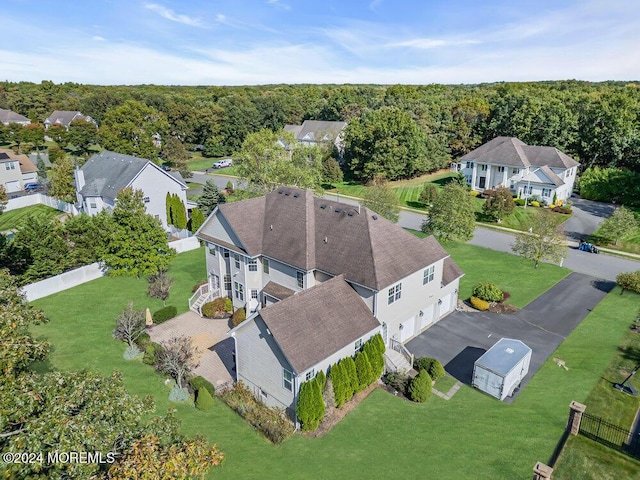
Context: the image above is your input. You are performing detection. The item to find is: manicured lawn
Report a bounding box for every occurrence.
[187,152,215,171]
[29,245,639,479]
[434,374,458,393]
[0,204,61,231]
[590,223,640,255]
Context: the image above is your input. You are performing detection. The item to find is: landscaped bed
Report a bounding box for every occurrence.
[29,246,640,479]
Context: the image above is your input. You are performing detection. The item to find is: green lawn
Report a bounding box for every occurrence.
[29,246,639,479]
[0,204,61,231]
[589,224,640,255]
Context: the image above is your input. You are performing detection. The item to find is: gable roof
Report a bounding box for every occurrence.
[256,275,380,373]
[79,150,185,201]
[0,109,30,125]
[284,120,347,143]
[0,149,35,172]
[198,186,453,290]
[461,136,578,169]
[519,165,565,187]
[44,110,91,128]
[442,257,464,287]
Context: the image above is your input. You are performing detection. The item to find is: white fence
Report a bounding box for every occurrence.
[5,193,78,215]
[170,236,200,253]
[21,262,104,302]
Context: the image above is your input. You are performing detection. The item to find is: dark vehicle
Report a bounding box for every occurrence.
[578,240,599,254]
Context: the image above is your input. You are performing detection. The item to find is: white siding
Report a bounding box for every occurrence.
[130,164,186,228]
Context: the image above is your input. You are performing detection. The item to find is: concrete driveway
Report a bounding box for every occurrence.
[406,273,614,403]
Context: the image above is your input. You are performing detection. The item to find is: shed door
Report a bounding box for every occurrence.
[439,293,453,317]
[473,367,503,399]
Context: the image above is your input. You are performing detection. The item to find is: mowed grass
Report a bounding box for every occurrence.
[0,204,61,231]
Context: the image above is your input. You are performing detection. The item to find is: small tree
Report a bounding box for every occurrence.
[113,302,146,350]
[296,378,325,431]
[408,369,432,403]
[616,271,640,295]
[599,207,638,246]
[49,155,76,202]
[422,182,476,241]
[321,157,343,185]
[354,350,375,391]
[198,180,226,217]
[147,270,173,306]
[482,187,515,222]
[329,362,347,408]
[472,282,503,302]
[419,183,439,207]
[156,336,197,390]
[363,340,384,378]
[189,207,206,233]
[512,211,566,268]
[361,176,400,223]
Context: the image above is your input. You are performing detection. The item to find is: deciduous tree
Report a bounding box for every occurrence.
[361,176,400,223]
[48,154,76,202]
[599,206,638,246]
[148,270,173,306]
[422,183,476,241]
[512,211,567,267]
[113,302,146,349]
[482,186,516,222]
[155,336,197,390]
[161,135,191,178]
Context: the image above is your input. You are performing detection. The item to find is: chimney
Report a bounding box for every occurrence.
[74,166,85,192]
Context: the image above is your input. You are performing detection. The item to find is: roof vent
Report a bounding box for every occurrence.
[284,192,290,196]
[505,347,514,354]
[347,210,355,216]
[293,193,299,198]
[278,190,283,194]
[372,214,378,220]
[334,207,341,213]
[270,224,273,231]
[320,204,327,209]
[324,236,328,243]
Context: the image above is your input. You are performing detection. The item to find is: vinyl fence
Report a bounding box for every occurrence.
[21,262,104,302]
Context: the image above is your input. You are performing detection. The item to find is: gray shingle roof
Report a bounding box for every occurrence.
[0,109,30,125]
[257,275,380,373]
[79,150,153,201]
[45,110,86,128]
[262,281,296,301]
[199,186,454,290]
[442,257,464,287]
[461,136,578,169]
[285,120,347,143]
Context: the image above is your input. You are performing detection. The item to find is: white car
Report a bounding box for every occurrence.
[213,159,233,169]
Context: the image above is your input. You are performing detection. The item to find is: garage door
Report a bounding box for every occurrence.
[419,304,435,330]
[439,293,453,317]
[399,316,415,342]
[5,181,20,193]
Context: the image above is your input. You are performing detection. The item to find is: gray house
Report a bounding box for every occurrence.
[0,109,30,126]
[44,110,95,130]
[194,186,464,410]
[283,120,347,151]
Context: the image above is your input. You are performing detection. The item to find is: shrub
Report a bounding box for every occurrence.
[297,378,325,431]
[201,298,228,318]
[355,350,375,391]
[472,282,503,302]
[189,375,215,397]
[514,198,525,206]
[123,344,142,360]
[316,370,326,390]
[530,201,540,207]
[469,190,480,197]
[330,362,348,408]
[136,331,151,349]
[191,279,208,293]
[501,291,511,303]
[414,356,434,372]
[419,183,439,206]
[470,296,490,311]
[195,386,215,410]
[168,385,191,403]
[364,341,384,378]
[428,359,446,381]
[342,357,358,399]
[231,308,246,327]
[152,305,177,324]
[143,342,164,365]
[552,206,572,214]
[617,271,640,295]
[408,369,432,403]
[384,371,409,393]
[224,298,233,312]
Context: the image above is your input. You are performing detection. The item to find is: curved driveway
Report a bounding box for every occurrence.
[406,273,614,403]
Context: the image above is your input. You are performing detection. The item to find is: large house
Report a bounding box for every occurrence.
[283,120,347,151]
[455,137,579,202]
[74,150,187,229]
[44,110,95,130]
[194,187,463,416]
[0,148,38,193]
[0,109,30,126]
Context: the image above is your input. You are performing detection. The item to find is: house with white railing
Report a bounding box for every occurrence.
[454,136,579,203]
[191,186,463,417]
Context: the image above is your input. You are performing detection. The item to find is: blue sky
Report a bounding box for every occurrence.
[1,0,638,85]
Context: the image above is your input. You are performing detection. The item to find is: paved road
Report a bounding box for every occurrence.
[406,273,614,403]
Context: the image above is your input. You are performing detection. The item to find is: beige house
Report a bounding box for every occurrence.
[0,149,38,193]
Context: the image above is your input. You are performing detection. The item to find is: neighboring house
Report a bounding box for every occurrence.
[194,186,464,415]
[0,148,37,192]
[283,120,347,152]
[0,109,30,126]
[230,275,381,417]
[74,150,187,229]
[455,136,579,202]
[44,110,96,130]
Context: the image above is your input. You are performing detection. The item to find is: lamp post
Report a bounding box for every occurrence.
[614,364,640,396]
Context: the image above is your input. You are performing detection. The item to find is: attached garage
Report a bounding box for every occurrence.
[472,338,531,401]
[5,180,20,193]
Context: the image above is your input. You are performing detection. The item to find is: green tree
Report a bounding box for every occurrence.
[189,207,206,233]
[296,378,324,431]
[197,180,226,217]
[363,340,384,378]
[0,234,32,277]
[599,207,638,246]
[49,154,76,202]
[99,100,169,160]
[408,369,432,403]
[47,144,66,163]
[35,152,47,184]
[342,357,358,400]
[63,211,112,266]
[161,135,191,178]
[361,176,400,223]
[18,122,45,152]
[512,211,567,268]
[321,156,343,185]
[616,271,640,295]
[67,118,98,156]
[419,183,439,206]
[329,362,348,408]
[103,187,175,277]
[422,183,476,241]
[47,123,69,145]
[166,193,187,230]
[482,186,516,222]
[354,350,375,391]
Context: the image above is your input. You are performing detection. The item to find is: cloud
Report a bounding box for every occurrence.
[144,3,204,27]
[266,0,290,10]
[92,36,106,42]
[389,38,481,49]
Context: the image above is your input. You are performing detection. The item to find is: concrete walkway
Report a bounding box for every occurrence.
[432,381,463,400]
[148,311,235,389]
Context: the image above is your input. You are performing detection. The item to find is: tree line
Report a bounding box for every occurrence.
[1,80,639,175]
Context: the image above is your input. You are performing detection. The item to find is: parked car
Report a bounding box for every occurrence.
[578,240,599,254]
[213,159,233,169]
[24,183,40,192]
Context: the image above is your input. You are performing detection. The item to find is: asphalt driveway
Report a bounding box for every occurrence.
[406,272,614,403]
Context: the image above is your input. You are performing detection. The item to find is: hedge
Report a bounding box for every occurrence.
[152,305,177,324]
[201,298,228,318]
[355,350,375,392]
[195,386,215,410]
[189,375,215,397]
[408,369,432,403]
[470,296,490,311]
[231,308,246,327]
[297,378,325,431]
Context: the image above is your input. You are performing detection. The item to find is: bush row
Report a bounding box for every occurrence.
[152,305,177,324]
[413,357,446,381]
[470,296,490,311]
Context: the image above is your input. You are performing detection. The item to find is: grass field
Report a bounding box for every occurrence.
[589,223,640,255]
[0,204,61,231]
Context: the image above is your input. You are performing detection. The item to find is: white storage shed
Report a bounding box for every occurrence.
[472,338,532,401]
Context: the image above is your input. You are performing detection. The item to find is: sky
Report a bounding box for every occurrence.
[1,0,638,86]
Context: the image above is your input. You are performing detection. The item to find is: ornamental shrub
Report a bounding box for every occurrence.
[297,379,324,431]
[472,282,503,302]
[329,362,348,408]
[143,342,164,365]
[123,344,142,360]
[136,331,151,349]
[384,371,409,393]
[530,201,540,207]
[470,296,490,311]
[414,356,434,372]
[342,357,358,399]
[231,308,246,327]
[201,298,227,318]
[408,369,432,403]
[168,385,191,403]
[355,350,375,391]
[224,297,233,312]
[470,190,480,197]
[189,375,215,397]
[195,385,214,410]
[617,271,640,295]
[364,341,384,378]
[316,370,326,390]
[152,305,177,324]
[428,359,446,381]
[191,279,207,293]
[515,198,525,206]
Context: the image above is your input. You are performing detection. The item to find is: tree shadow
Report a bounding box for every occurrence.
[406,201,427,210]
[444,346,486,385]
[590,279,615,293]
[618,345,640,365]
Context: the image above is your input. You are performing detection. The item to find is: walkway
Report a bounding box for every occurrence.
[147,311,234,389]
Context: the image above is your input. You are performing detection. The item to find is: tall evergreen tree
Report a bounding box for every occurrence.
[189,208,205,233]
[355,350,375,391]
[198,180,226,217]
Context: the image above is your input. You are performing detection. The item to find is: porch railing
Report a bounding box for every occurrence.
[389,338,414,370]
[189,283,210,310]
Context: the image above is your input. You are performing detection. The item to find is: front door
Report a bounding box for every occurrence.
[400,316,415,342]
[478,177,486,189]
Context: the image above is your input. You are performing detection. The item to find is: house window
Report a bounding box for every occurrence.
[4,164,9,171]
[305,369,315,382]
[296,271,304,289]
[223,248,230,258]
[142,196,150,203]
[263,258,270,274]
[565,170,570,178]
[248,259,258,272]
[465,175,472,185]
[234,282,244,301]
[542,188,551,198]
[423,265,435,285]
[283,368,293,391]
[224,274,231,291]
[234,254,241,269]
[354,338,363,353]
[89,202,97,209]
[466,161,473,169]
[387,283,402,305]
[209,244,216,256]
[497,166,505,173]
[526,186,533,195]
[480,164,487,171]
[512,168,520,174]
[251,289,258,300]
